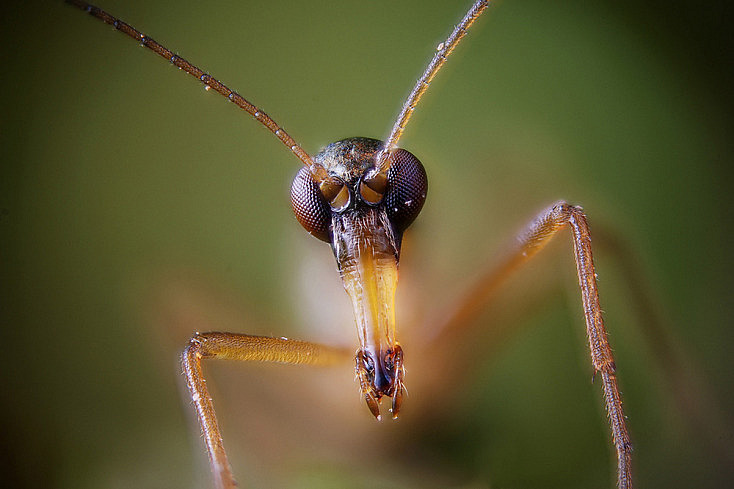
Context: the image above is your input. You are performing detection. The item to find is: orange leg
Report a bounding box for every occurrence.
[432,201,633,489]
[182,332,349,489]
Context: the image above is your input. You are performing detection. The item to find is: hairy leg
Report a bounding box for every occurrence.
[430,201,633,489]
[182,332,349,489]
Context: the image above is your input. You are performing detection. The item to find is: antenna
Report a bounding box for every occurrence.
[65,0,316,170]
[378,0,490,172]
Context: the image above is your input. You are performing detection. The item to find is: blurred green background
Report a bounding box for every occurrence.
[2,0,733,488]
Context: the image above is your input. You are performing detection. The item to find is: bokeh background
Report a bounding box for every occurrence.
[2,0,733,488]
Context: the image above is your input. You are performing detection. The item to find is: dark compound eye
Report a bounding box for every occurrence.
[290,167,331,242]
[384,149,428,234]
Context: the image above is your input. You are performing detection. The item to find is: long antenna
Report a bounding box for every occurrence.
[65,0,316,170]
[378,0,490,172]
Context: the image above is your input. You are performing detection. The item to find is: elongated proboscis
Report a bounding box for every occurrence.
[378,0,490,172]
[65,0,316,170]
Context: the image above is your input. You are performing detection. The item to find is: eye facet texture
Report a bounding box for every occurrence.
[290,167,331,242]
[384,149,428,234]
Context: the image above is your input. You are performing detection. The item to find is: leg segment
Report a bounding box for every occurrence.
[433,201,632,489]
[534,203,632,489]
[518,202,632,488]
[182,332,349,489]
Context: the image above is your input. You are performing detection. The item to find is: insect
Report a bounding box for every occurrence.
[66,0,635,488]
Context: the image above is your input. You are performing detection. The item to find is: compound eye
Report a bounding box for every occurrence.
[290,167,331,242]
[319,177,350,212]
[359,170,388,205]
[384,149,428,234]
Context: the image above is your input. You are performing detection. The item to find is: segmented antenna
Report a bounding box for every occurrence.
[65,0,316,170]
[378,0,490,172]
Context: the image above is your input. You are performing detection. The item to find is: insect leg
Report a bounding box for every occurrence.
[429,201,633,489]
[182,332,349,489]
